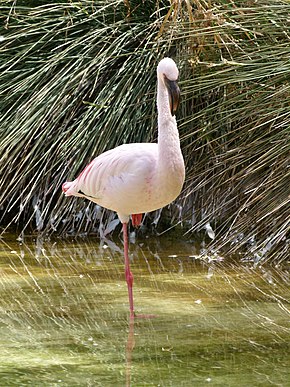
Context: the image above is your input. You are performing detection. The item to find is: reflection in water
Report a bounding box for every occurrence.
[126,317,135,387]
[0,233,289,386]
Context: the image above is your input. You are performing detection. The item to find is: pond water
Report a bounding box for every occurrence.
[0,233,289,386]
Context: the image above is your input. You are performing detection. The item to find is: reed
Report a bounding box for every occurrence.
[0,0,289,263]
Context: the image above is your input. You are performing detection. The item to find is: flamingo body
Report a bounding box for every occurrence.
[63,57,185,317]
[62,142,184,223]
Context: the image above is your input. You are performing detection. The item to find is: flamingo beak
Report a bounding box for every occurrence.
[165,77,180,116]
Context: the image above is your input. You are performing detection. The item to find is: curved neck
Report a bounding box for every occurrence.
[156,75,182,171]
[157,74,179,143]
[157,75,172,124]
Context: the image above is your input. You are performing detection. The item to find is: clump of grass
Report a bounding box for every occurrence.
[174,0,290,263]
[0,0,170,233]
[0,0,289,264]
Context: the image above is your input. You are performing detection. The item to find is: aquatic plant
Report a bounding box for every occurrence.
[0,0,289,263]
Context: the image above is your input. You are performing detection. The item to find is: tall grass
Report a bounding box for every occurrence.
[0,0,289,263]
[174,1,290,263]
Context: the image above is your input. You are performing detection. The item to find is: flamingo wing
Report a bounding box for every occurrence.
[62,143,158,215]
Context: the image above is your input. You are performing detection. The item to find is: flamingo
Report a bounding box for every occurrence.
[62,57,185,318]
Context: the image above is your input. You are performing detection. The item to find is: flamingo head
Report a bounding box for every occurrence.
[157,57,180,115]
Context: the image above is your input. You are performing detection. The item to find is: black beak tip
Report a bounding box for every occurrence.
[164,77,180,116]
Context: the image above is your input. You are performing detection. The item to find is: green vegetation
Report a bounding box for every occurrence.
[0,0,289,263]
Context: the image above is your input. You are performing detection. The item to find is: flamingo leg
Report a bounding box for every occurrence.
[123,222,134,318]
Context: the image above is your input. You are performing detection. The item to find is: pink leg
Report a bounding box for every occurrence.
[123,223,134,318]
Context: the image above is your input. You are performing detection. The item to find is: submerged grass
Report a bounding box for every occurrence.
[0,0,289,263]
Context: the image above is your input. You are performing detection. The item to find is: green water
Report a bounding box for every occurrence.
[0,234,289,386]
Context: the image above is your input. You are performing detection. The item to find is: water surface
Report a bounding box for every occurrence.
[0,233,289,386]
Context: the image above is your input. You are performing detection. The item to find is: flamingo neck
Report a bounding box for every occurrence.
[157,76,173,123]
[156,76,181,164]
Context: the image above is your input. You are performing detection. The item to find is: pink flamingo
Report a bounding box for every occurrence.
[62,58,185,318]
